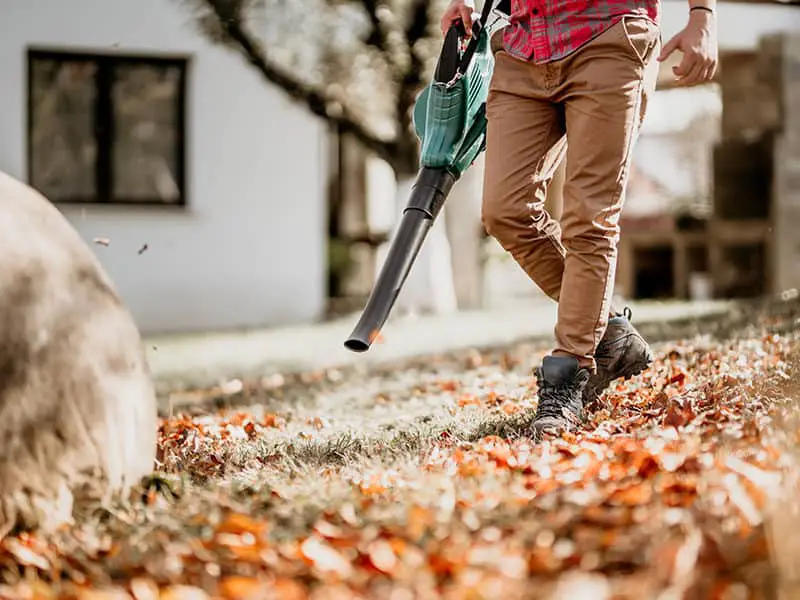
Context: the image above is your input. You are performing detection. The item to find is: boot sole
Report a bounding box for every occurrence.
[620,355,653,381]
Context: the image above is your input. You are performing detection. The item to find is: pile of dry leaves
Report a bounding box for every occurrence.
[0,312,799,599]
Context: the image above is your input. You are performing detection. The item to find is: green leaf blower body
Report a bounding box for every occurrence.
[414,29,494,176]
[344,20,499,353]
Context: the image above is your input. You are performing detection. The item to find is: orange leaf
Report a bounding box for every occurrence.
[217,512,268,538]
[457,455,482,477]
[428,552,459,577]
[271,579,309,600]
[159,586,211,600]
[438,380,459,392]
[528,547,561,574]
[487,444,513,468]
[218,577,270,600]
[407,505,433,541]
[502,401,520,415]
[300,537,353,578]
[607,482,653,506]
[367,539,398,575]
[3,539,49,570]
[262,414,282,428]
[314,520,345,540]
[130,578,159,600]
[457,394,481,408]
[76,588,133,600]
[630,450,660,479]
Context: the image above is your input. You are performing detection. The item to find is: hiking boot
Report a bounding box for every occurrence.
[532,355,591,440]
[582,307,654,409]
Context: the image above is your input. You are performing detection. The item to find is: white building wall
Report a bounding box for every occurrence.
[0,0,329,334]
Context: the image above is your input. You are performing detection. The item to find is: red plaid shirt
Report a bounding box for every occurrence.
[503,0,660,63]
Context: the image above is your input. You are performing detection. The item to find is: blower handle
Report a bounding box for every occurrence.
[454,0,498,75]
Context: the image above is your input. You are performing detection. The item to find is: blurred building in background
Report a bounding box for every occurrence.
[618,2,800,302]
[1,0,800,336]
[0,0,329,335]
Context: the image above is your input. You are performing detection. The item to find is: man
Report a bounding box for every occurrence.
[440,0,718,438]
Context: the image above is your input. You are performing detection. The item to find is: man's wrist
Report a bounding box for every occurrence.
[688,1,715,14]
[688,4,715,25]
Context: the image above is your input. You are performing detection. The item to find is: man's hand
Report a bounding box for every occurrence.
[658,8,719,86]
[440,0,474,37]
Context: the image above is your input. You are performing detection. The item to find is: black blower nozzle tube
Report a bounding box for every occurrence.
[344,167,456,352]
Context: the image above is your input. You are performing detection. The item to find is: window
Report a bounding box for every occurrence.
[27,49,188,205]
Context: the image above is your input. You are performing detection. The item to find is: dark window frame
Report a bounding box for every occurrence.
[26,48,189,207]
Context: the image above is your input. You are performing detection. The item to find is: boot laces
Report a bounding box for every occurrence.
[535,377,583,421]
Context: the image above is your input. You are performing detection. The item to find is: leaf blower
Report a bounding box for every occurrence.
[344,0,510,352]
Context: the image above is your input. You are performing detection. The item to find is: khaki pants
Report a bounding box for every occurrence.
[482,17,661,371]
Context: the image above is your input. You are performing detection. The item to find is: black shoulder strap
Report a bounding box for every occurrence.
[478,0,495,28]
[477,0,510,30]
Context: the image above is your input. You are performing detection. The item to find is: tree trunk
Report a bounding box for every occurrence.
[375,171,458,318]
[444,153,486,310]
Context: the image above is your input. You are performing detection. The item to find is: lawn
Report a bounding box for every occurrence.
[1,300,800,600]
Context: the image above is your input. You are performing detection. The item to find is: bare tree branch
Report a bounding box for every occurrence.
[394,0,430,172]
[195,0,401,164]
[359,0,391,52]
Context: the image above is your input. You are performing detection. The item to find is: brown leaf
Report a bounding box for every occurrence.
[663,399,695,429]
[527,547,561,574]
[607,482,653,506]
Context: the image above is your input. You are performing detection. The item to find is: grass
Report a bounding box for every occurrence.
[1,297,800,599]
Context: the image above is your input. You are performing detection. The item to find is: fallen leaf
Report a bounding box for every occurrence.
[159,586,210,600]
[130,578,159,600]
[607,482,653,506]
[218,576,270,600]
[78,589,133,600]
[366,539,397,575]
[3,538,50,570]
[300,537,353,578]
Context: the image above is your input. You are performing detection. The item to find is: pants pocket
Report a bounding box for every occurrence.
[621,16,660,67]
[490,27,506,55]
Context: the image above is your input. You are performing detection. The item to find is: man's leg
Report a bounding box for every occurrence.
[533,17,661,437]
[482,51,567,302]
